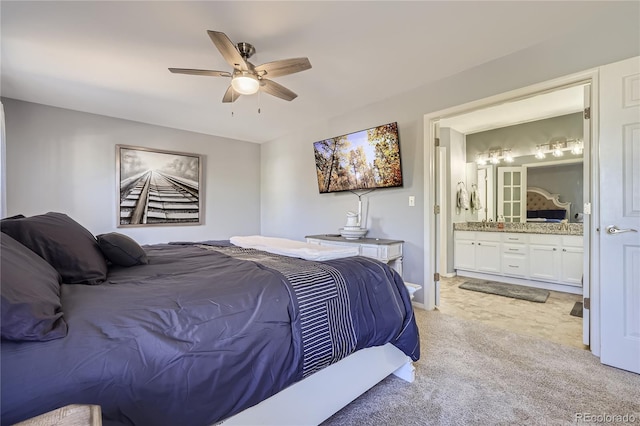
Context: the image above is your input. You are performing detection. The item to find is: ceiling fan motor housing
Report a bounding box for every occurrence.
[236,42,255,60]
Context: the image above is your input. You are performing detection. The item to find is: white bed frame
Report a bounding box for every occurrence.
[218,343,414,426]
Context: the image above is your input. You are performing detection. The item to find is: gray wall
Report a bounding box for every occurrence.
[3,98,261,244]
[260,8,639,305]
[465,113,583,162]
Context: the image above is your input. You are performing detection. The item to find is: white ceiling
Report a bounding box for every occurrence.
[440,84,586,134]
[0,1,629,143]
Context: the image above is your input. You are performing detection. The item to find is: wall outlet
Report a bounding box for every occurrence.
[409,196,415,207]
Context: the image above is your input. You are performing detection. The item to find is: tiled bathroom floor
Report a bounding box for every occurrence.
[436,275,586,350]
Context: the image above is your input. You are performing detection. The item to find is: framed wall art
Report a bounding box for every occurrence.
[116,145,204,227]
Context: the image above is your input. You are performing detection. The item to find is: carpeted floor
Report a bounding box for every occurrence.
[322,309,640,425]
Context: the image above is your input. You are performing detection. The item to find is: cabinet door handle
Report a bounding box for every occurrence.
[553,248,557,251]
[563,249,567,252]
[477,242,481,246]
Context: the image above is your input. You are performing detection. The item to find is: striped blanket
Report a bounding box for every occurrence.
[201,245,358,377]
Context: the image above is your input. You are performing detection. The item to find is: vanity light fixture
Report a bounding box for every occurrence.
[534,138,583,160]
[476,148,513,166]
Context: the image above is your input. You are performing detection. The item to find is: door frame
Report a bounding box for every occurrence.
[422,68,600,355]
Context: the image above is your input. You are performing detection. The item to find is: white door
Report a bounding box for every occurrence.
[434,127,445,307]
[497,166,527,222]
[599,56,640,374]
[582,84,591,347]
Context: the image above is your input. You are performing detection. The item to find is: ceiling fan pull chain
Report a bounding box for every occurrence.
[258,89,261,114]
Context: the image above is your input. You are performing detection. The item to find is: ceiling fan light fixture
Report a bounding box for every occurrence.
[231,72,259,95]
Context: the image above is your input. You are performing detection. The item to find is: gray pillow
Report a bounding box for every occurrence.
[0,212,108,285]
[96,232,148,267]
[1,233,68,341]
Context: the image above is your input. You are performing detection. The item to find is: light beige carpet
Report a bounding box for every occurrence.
[323,309,640,425]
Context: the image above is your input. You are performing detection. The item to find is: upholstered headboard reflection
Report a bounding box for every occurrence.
[526,187,571,221]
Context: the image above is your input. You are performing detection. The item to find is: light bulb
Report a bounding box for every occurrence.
[571,140,584,155]
[552,145,563,157]
[504,151,514,163]
[231,72,259,95]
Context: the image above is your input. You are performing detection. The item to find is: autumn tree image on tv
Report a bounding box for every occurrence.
[314,122,403,193]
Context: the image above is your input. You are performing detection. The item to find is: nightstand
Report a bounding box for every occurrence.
[305,234,404,276]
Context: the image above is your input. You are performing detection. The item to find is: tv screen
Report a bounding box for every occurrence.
[313,121,403,193]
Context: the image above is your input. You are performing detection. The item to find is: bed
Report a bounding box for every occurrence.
[0,212,419,426]
[526,186,571,223]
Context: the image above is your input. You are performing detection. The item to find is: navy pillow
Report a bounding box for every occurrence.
[1,233,68,341]
[96,232,148,267]
[0,212,108,285]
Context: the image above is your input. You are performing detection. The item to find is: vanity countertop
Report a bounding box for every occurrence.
[454,222,583,236]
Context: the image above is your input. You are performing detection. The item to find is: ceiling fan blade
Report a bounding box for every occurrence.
[254,58,311,78]
[207,30,248,71]
[168,68,231,78]
[222,86,240,103]
[260,79,297,101]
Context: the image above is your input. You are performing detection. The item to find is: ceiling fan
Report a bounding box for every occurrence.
[169,30,312,103]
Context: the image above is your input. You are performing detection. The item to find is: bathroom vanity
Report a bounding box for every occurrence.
[453,222,584,294]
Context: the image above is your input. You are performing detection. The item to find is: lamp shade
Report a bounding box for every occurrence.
[231,72,259,95]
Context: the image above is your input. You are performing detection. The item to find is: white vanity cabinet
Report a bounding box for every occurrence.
[454,230,584,292]
[453,231,501,273]
[453,231,476,270]
[529,234,583,287]
[559,236,584,286]
[529,234,562,282]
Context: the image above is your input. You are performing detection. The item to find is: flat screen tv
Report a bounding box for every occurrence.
[313,121,403,193]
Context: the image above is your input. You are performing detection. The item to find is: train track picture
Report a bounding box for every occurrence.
[116,145,203,226]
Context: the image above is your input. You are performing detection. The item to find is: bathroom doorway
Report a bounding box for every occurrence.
[427,81,591,350]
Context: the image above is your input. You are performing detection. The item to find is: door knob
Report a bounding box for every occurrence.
[606,225,638,235]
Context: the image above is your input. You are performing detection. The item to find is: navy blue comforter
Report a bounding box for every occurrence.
[1,242,419,425]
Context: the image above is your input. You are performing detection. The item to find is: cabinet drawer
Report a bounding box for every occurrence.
[502,233,528,244]
[529,234,559,245]
[562,235,584,247]
[502,254,528,277]
[455,231,475,241]
[475,232,501,242]
[360,243,402,261]
[503,243,527,255]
